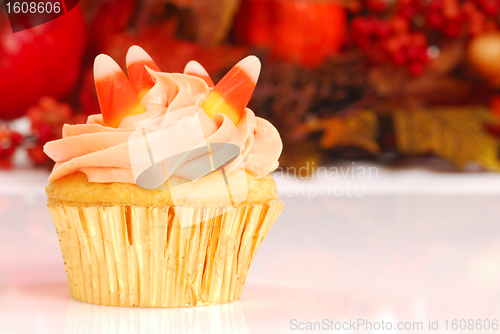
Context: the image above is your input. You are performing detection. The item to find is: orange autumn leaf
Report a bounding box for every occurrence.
[298,110,380,154]
[160,0,241,46]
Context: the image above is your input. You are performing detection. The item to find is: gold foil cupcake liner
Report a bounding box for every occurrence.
[48,200,284,307]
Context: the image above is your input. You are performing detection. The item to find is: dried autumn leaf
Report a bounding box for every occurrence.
[393,107,500,169]
[428,38,466,74]
[279,139,322,178]
[368,67,471,104]
[161,0,241,46]
[102,20,249,74]
[402,73,471,105]
[297,110,380,154]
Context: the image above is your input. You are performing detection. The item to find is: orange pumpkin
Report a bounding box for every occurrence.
[234,0,347,68]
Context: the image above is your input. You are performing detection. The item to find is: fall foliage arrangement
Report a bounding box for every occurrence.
[1,0,500,171]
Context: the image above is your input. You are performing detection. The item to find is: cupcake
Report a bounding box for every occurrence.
[44,46,283,307]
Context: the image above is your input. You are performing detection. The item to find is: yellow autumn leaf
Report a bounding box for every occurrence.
[393,107,500,169]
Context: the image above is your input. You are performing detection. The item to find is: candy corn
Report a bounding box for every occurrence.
[184,60,214,87]
[201,56,261,125]
[94,54,144,128]
[126,45,161,100]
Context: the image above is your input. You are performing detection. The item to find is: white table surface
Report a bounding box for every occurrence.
[2,163,500,333]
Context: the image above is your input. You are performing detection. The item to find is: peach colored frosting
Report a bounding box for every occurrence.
[44,70,282,184]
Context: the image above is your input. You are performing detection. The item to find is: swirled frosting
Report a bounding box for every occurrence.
[44,70,282,184]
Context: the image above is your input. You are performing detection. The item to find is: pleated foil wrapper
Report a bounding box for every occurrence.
[48,200,284,307]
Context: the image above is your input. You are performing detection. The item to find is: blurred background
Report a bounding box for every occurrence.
[1,0,500,173]
[3,3,500,332]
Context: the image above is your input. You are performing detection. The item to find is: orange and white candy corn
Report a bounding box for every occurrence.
[94,54,144,128]
[184,60,214,87]
[201,55,261,125]
[126,45,161,100]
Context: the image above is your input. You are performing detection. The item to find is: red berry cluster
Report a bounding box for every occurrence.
[351,0,500,36]
[366,0,389,13]
[347,0,389,14]
[0,97,86,169]
[425,0,463,36]
[0,126,23,169]
[26,97,84,166]
[350,15,429,76]
[348,0,500,75]
[396,0,426,19]
[395,0,499,37]
[463,0,499,36]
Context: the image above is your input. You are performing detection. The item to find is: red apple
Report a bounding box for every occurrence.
[0,6,87,120]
